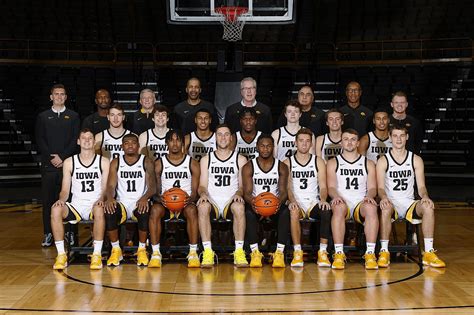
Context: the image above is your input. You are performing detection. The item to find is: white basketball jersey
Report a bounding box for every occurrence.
[385,150,415,200]
[146,128,169,160]
[161,154,193,195]
[321,133,342,161]
[116,155,147,203]
[276,126,300,161]
[289,154,319,210]
[335,154,368,202]
[188,132,216,161]
[101,129,132,160]
[252,158,280,197]
[366,132,392,162]
[235,131,261,160]
[70,154,103,205]
[207,151,240,202]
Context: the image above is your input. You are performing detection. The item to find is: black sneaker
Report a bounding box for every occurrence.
[41,233,53,247]
[65,231,75,246]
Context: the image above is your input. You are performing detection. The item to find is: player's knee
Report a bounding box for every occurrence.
[150,204,165,219]
[197,202,211,216]
[105,211,119,231]
[183,204,198,220]
[135,212,149,231]
[92,206,104,220]
[51,205,64,219]
[332,204,346,218]
[380,206,393,219]
[289,207,300,220]
[231,202,245,217]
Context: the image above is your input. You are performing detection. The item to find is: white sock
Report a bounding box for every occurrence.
[424,238,434,252]
[319,243,328,252]
[335,243,344,253]
[138,242,146,249]
[111,241,120,249]
[55,240,65,255]
[93,240,103,255]
[189,244,198,251]
[293,244,302,251]
[152,244,160,254]
[235,241,244,250]
[202,241,212,250]
[250,243,259,252]
[380,240,389,252]
[366,242,376,254]
[276,243,285,252]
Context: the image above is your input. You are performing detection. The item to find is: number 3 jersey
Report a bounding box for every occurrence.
[251,158,280,197]
[116,154,147,203]
[335,154,368,202]
[160,154,193,196]
[70,154,103,205]
[289,154,319,211]
[384,150,415,200]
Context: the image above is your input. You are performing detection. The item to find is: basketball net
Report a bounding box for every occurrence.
[215,6,251,42]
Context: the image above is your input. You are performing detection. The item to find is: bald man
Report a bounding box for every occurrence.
[339,82,373,137]
[82,89,112,135]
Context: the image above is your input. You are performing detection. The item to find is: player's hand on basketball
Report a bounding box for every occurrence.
[330,197,344,206]
[136,198,149,214]
[104,199,117,214]
[379,197,392,210]
[52,199,65,208]
[420,197,434,208]
[319,200,331,211]
[232,194,244,203]
[363,196,377,205]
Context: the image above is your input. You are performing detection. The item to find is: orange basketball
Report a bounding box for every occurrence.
[254,192,280,217]
[162,188,188,212]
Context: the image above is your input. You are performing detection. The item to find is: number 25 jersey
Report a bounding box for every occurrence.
[384,150,415,200]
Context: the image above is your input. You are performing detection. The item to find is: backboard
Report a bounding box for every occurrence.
[167,0,295,24]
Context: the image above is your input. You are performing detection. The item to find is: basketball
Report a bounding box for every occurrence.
[162,187,188,212]
[254,192,280,217]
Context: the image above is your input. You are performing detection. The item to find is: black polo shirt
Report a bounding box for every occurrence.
[224,101,273,134]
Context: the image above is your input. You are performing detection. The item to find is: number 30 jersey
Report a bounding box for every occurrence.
[252,158,280,197]
[335,154,368,202]
[160,154,192,195]
[70,154,103,204]
[384,150,415,200]
[207,151,240,206]
[116,155,147,203]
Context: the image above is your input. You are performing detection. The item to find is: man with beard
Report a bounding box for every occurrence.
[82,89,112,135]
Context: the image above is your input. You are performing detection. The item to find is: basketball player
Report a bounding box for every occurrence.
[242,134,290,268]
[315,109,344,161]
[272,100,315,161]
[95,103,132,160]
[51,129,109,270]
[376,125,445,268]
[197,124,249,267]
[283,128,331,267]
[139,105,170,160]
[185,109,216,161]
[104,134,156,266]
[358,108,392,162]
[232,107,261,160]
[148,130,201,268]
[327,129,379,270]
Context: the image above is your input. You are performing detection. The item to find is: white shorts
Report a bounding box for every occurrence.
[117,199,138,220]
[297,198,319,218]
[66,200,94,222]
[391,198,421,224]
[209,196,233,218]
[344,198,364,223]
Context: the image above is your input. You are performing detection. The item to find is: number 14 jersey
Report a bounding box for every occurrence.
[335,154,368,202]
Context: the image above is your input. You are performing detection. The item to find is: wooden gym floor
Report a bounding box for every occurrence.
[0,202,473,314]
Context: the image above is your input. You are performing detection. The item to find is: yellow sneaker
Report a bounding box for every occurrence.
[364,252,378,270]
[378,250,390,268]
[290,250,304,267]
[332,252,346,270]
[107,247,123,266]
[136,248,149,266]
[53,253,68,270]
[422,250,446,268]
[90,254,102,270]
[148,251,162,268]
[250,249,263,268]
[233,248,249,267]
[201,248,215,268]
[317,250,331,267]
[272,250,286,268]
[187,250,200,268]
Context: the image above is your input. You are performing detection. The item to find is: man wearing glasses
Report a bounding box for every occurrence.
[339,81,373,137]
[224,77,273,134]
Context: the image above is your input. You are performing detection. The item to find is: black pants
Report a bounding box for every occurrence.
[308,205,332,240]
[245,204,290,246]
[41,167,62,234]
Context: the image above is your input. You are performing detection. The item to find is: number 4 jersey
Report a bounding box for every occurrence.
[160,154,193,196]
[384,150,415,200]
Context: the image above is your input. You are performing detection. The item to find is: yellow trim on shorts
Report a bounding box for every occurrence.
[65,203,83,222]
[118,202,137,224]
[351,202,364,224]
[211,201,231,219]
[405,200,420,224]
[304,202,318,219]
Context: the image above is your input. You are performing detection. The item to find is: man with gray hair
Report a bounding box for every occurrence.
[224,77,273,134]
[128,88,156,135]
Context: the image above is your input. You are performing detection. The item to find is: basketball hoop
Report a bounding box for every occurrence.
[215,6,251,42]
